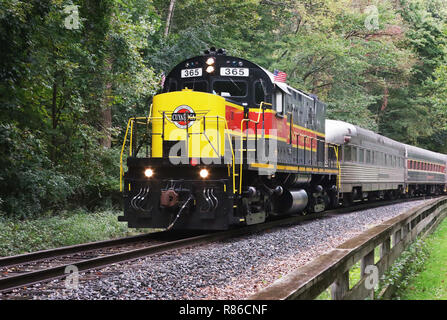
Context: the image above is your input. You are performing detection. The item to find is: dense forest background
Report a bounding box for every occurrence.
[1,0,446,218]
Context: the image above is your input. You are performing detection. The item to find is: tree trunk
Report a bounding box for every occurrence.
[164,0,176,37]
[100,58,113,148]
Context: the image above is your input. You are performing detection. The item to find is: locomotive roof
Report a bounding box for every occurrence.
[164,51,319,103]
[325,119,404,151]
[404,143,446,163]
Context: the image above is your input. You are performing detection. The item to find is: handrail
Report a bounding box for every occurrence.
[119,114,237,194]
[239,102,272,194]
[331,144,341,190]
[120,119,132,192]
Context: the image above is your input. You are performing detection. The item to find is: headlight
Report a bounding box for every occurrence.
[206,57,215,65]
[199,169,209,178]
[206,65,215,73]
[144,168,153,178]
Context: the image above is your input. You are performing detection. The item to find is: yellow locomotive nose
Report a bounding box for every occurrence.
[151,90,227,161]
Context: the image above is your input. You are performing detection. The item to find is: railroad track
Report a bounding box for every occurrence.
[0,196,435,295]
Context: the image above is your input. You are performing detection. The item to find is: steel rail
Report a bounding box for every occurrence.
[0,232,165,268]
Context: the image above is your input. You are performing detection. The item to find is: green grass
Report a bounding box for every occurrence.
[0,209,151,256]
[397,218,447,300]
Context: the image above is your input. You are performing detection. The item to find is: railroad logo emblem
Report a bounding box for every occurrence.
[171,105,196,129]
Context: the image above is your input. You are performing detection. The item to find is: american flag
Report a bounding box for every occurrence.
[273,69,287,82]
[160,72,166,88]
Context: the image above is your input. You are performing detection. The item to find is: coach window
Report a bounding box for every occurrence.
[344,146,351,162]
[366,150,371,164]
[359,148,364,163]
[352,147,358,162]
[183,81,208,92]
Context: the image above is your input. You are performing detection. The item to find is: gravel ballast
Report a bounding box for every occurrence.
[1,199,431,300]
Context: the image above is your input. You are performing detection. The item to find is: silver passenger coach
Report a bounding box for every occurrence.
[326,119,446,205]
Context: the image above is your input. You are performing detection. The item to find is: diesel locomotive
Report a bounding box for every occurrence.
[118,48,339,230]
[118,48,447,230]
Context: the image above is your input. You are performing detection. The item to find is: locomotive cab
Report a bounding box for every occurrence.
[163,48,274,110]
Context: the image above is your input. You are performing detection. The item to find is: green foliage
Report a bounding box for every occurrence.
[376,238,430,298]
[0,0,160,217]
[0,123,73,218]
[379,0,447,152]
[0,209,130,256]
[398,218,447,299]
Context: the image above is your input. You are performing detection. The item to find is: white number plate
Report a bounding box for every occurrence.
[220,67,249,77]
[181,68,202,78]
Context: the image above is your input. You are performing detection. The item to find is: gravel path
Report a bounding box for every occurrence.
[1,199,430,300]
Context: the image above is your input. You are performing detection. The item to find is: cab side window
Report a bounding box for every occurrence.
[275,90,284,114]
[254,81,266,105]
